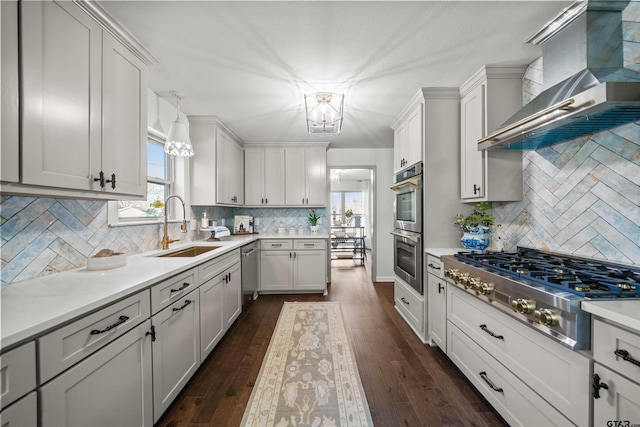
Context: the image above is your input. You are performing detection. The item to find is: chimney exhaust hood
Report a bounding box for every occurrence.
[479,0,640,151]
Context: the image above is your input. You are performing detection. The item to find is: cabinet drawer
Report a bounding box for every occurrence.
[39,290,150,383]
[447,285,590,427]
[151,268,198,314]
[199,249,240,284]
[261,239,292,250]
[426,255,444,278]
[447,324,574,427]
[0,391,37,427]
[294,239,326,250]
[0,342,36,409]
[593,319,640,383]
[395,278,424,333]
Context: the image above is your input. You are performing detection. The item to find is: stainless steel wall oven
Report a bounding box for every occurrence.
[391,229,423,293]
[392,162,422,233]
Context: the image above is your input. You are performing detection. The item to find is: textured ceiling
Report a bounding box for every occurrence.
[100,1,571,149]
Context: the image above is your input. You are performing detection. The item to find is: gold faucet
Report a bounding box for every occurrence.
[161,194,188,250]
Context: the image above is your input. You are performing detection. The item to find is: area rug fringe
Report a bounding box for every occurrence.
[241,301,373,426]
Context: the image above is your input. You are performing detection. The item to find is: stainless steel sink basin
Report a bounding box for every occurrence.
[157,246,221,257]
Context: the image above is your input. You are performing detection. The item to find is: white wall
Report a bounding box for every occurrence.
[327,148,394,282]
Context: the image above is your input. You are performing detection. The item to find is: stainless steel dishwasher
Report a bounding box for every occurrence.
[241,241,259,301]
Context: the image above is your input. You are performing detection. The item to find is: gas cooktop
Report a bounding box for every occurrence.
[455,247,640,299]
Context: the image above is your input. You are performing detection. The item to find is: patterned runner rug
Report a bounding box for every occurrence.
[241,301,373,426]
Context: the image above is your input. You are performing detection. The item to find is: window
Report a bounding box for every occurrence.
[330,191,363,226]
[113,132,173,223]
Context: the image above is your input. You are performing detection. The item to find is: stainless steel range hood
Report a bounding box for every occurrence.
[479,0,640,151]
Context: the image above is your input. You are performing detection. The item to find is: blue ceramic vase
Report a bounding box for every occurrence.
[460,227,491,251]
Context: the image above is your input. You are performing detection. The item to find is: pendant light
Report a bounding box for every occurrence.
[304,92,344,137]
[165,91,194,157]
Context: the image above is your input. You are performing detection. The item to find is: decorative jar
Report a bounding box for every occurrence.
[460,227,491,251]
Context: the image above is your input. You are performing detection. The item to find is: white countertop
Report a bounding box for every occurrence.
[0,233,329,350]
[582,300,640,332]
[425,247,460,257]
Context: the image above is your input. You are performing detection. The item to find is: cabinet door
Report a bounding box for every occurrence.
[0,392,37,427]
[230,139,244,204]
[294,250,326,290]
[405,104,422,167]
[305,147,327,206]
[285,148,306,205]
[244,148,264,205]
[21,0,102,191]
[1,0,19,183]
[223,263,242,329]
[264,147,285,205]
[460,84,485,200]
[199,274,224,361]
[41,321,153,427]
[427,273,446,349]
[593,363,640,427]
[101,32,146,197]
[152,292,200,422]
[215,128,231,204]
[393,123,406,173]
[260,251,292,290]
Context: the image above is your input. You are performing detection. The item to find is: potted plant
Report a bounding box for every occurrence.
[308,210,320,233]
[345,209,353,225]
[454,202,499,251]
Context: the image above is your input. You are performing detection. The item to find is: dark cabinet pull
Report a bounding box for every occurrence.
[592,373,609,398]
[400,297,410,305]
[614,349,640,367]
[438,282,445,293]
[93,171,105,188]
[265,198,268,204]
[172,299,192,312]
[170,283,190,293]
[146,325,156,342]
[105,173,116,189]
[479,324,504,340]
[428,263,441,270]
[473,184,481,195]
[90,315,129,335]
[479,372,503,393]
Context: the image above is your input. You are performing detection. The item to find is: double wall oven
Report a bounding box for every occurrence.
[391,162,423,294]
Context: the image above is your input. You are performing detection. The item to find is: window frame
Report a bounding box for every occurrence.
[330,190,364,226]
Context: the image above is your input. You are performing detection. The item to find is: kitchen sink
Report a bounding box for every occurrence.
[157,246,221,257]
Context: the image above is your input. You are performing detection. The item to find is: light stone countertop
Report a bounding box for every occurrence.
[0,233,329,350]
[581,300,640,333]
[425,247,460,257]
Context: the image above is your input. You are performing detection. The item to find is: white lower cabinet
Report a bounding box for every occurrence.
[151,290,200,422]
[40,320,153,427]
[593,364,640,427]
[200,261,241,361]
[260,240,327,293]
[394,277,425,341]
[427,272,447,348]
[0,392,37,427]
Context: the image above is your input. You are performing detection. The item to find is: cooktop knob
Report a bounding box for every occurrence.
[534,308,559,326]
[444,268,458,279]
[511,298,535,314]
[477,282,494,295]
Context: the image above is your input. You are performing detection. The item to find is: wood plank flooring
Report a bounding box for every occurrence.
[156,257,508,427]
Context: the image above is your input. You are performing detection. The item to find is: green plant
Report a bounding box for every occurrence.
[308,209,319,226]
[454,202,500,233]
[345,209,353,217]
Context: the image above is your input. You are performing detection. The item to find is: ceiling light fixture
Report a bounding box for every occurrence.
[165,91,194,157]
[304,92,344,137]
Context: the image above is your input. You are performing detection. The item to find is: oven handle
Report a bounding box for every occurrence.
[390,231,420,243]
[390,176,420,191]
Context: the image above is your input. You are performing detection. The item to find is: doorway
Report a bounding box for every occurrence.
[328,167,376,283]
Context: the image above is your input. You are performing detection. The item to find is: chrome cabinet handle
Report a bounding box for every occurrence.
[479,372,504,393]
[479,324,504,340]
[172,300,192,312]
[90,315,129,335]
[170,282,190,293]
[614,349,640,367]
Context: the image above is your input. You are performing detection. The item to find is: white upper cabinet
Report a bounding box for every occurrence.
[12,1,154,199]
[1,0,19,183]
[190,116,244,206]
[459,66,525,202]
[391,96,423,172]
[284,145,327,206]
[244,146,285,206]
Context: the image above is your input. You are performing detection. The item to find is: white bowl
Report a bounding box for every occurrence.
[87,253,127,271]
[346,232,356,238]
[333,231,346,238]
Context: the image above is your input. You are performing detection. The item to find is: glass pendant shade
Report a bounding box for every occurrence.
[165,91,194,157]
[305,92,344,137]
[165,120,194,157]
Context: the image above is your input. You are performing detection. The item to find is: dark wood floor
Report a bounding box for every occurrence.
[157,257,509,427]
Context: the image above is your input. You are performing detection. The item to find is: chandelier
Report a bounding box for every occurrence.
[165,91,194,157]
[304,92,344,137]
